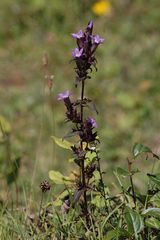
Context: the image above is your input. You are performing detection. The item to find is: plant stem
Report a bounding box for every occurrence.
[80,79,89,225]
[127,158,136,208]
[39,192,43,218]
[129,174,136,207]
[144,158,156,209]
[97,154,108,209]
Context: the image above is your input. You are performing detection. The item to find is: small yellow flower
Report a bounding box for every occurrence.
[92,0,112,16]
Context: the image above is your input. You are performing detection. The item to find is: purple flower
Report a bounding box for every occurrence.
[92,35,104,45]
[87,117,98,128]
[72,48,83,59]
[57,90,71,101]
[71,30,84,39]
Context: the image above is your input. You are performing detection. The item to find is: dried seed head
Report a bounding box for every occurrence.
[40,180,51,193]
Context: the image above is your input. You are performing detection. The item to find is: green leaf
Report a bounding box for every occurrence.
[132,143,152,158]
[91,195,106,208]
[145,217,160,230]
[124,207,144,238]
[116,167,130,177]
[49,170,73,184]
[53,190,69,206]
[147,173,160,187]
[136,192,148,205]
[85,151,97,166]
[51,136,73,150]
[150,192,160,207]
[0,115,11,138]
[105,228,130,240]
[93,170,101,182]
[142,208,160,218]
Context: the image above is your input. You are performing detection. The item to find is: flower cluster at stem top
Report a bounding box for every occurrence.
[71,21,104,85]
[57,21,103,145]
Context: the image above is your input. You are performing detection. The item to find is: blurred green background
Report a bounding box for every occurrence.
[0,0,160,202]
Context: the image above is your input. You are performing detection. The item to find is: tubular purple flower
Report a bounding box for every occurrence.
[71,30,84,39]
[57,90,71,101]
[92,35,104,45]
[72,48,83,59]
[87,117,98,128]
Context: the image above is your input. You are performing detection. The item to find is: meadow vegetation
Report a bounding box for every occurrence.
[0,0,160,239]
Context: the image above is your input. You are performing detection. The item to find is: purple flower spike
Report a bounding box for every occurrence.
[72,30,84,39]
[87,117,98,128]
[92,35,104,45]
[57,90,71,101]
[72,48,83,59]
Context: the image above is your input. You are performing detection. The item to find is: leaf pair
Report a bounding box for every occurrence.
[132,143,159,159]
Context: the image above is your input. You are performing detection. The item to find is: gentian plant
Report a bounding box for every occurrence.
[50,21,105,226]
